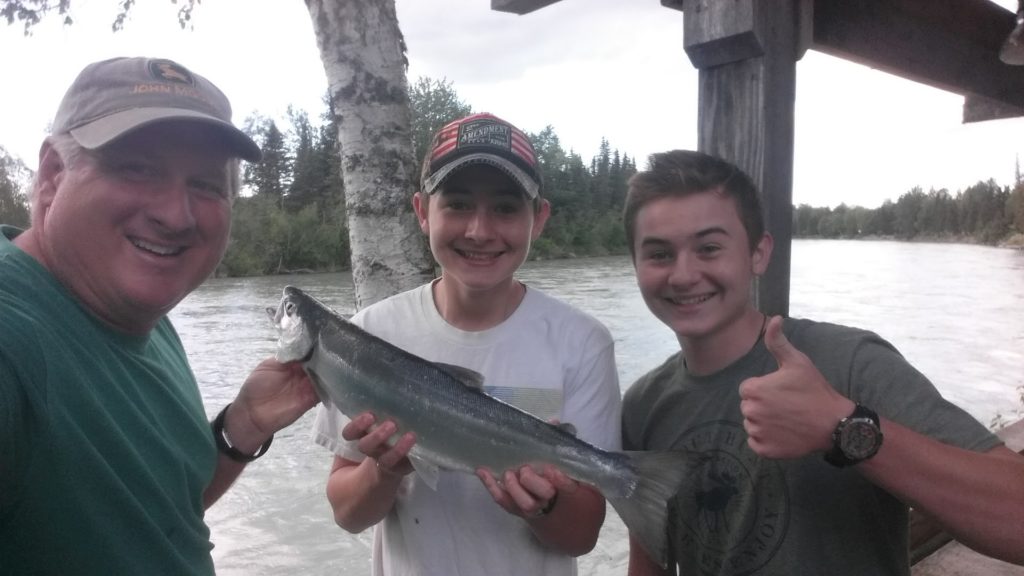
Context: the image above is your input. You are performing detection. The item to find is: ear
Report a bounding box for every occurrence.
[751,232,773,275]
[412,192,430,234]
[530,198,551,241]
[34,140,66,211]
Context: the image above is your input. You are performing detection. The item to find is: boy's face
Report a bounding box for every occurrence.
[632,190,770,343]
[413,164,550,294]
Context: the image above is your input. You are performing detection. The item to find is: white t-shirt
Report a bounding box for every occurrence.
[312,281,622,576]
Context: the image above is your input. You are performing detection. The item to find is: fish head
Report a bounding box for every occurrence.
[267,286,317,363]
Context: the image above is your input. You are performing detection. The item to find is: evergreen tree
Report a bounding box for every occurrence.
[0,147,31,228]
[243,117,290,207]
[894,187,926,238]
[286,106,317,211]
[1009,182,1024,235]
[408,76,472,166]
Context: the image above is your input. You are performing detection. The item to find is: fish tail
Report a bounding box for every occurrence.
[607,450,690,569]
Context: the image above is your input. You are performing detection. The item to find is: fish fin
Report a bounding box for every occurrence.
[607,450,692,570]
[433,362,486,390]
[408,453,441,490]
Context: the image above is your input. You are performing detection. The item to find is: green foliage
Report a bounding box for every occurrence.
[794,180,1024,245]
[226,103,348,277]
[1008,182,1024,234]
[0,146,31,228]
[1,0,197,33]
[408,76,472,166]
[244,116,290,202]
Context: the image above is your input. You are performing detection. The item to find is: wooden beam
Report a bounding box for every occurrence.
[963,94,1024,123]
[685,0,802,316]
[811,0,1024,111]
[490,0,563,15]
[684,0,762,68]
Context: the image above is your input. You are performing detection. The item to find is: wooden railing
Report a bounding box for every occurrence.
[909,418,1024,575]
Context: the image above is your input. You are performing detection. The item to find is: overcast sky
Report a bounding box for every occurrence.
[2,0,1022,208]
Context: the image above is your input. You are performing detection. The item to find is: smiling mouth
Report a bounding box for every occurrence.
[455,248,502,261]
[667,293,714,306]
[131,238,186,257]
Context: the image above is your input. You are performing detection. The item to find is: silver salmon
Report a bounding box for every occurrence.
[269,286,688,567]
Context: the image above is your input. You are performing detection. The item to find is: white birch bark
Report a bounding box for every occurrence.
[305,0,435,310]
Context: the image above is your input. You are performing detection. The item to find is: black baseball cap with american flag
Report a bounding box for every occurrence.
[421,112,543,199]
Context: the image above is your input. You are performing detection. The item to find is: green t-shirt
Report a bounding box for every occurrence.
[0,226,218,575]
[622,317,1001,576]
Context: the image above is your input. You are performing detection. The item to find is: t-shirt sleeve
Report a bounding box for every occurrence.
[848,334,1001,453]
[562,323,622,452]
[795,322,1002,454]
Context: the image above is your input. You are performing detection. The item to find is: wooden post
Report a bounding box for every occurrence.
[682,0,808,317]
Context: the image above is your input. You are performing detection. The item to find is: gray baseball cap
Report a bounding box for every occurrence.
[52,56,261,162]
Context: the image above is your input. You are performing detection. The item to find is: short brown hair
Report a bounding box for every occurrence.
[623,150,765,256]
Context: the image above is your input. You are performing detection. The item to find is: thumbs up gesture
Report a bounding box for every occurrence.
[738,316,855,459]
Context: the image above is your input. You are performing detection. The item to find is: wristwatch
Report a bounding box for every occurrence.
[824,403,883,468]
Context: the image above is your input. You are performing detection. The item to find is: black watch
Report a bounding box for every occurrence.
[824,403,883,468]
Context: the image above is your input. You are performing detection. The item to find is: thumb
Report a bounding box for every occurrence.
[763,315,797,367]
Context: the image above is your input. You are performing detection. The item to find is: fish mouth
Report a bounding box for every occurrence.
[130,237,187,257]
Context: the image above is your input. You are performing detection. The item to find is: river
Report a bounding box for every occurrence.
[167,239,1024,575]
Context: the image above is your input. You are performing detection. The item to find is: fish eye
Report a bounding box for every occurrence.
[285,302,296,316]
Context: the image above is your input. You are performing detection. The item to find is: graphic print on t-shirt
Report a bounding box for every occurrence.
[670,420,789,575]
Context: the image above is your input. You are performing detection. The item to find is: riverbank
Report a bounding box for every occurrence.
[794,232,1024,249]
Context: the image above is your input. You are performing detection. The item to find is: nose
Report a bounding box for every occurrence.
[465,209,494,241]
[667,252,700,288]
[148,181,197,233]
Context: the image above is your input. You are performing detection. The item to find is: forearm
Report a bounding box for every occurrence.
[203,403,275,509]
[204,455,246,508]
[860,418,1024,564]
[526,483,605,556]
[326,456,404,533]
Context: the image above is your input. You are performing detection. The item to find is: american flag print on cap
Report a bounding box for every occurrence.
[421,112,543,199]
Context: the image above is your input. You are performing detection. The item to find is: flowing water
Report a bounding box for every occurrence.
[168,239,1024,575]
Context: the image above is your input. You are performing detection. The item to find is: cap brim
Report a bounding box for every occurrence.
[69,107,262,162]
[423,153,539,199]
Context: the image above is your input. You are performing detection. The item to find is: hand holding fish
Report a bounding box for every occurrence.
[205,358,318,507]
[478,464,607,555]
[738,316,854,459]
[476,464,576,519]
[228,358,319,454]
[342,411,417,478]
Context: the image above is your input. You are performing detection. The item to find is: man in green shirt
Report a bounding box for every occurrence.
[0,56,317,575]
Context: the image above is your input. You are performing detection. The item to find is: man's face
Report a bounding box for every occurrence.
[32,122,234,334]
[632,190,770,344]
[413,164,549,296]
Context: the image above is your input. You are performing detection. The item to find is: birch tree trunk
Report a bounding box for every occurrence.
[305,0,435,310]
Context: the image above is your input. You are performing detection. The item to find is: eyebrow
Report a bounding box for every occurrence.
[640,226,730,241]
[695,226,730,238]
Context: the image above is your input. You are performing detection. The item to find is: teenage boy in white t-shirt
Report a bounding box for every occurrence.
[313,113,622,576]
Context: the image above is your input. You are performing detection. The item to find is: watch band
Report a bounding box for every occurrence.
[212,404,273,463]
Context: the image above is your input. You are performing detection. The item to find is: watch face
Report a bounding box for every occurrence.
[840,418,881,459]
